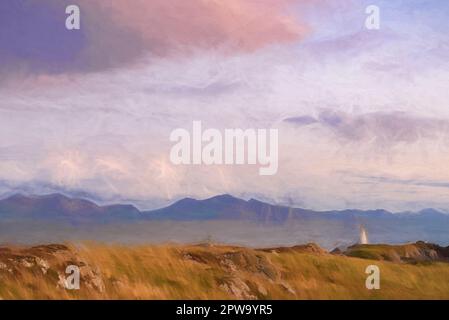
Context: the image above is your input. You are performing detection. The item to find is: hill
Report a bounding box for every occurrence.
[340,241,449,263]
[1,242,449,299]
[0,193,141,222]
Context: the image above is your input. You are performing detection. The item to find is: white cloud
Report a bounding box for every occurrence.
[1,22,449,211]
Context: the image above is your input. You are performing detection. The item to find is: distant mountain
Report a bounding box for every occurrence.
[0,193,140,223]
[143,194,449,223]
[0,193,448,225]
[1,193,449,247]
[142,194,315,222]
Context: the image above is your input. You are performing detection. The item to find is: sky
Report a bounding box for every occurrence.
[0,0,449,211]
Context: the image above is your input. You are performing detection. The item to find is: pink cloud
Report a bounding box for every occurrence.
[83,0,307,56]
[0,0,310,79]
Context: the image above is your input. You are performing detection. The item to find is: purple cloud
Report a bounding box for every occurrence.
[0,0,306,78]
[284,110,449,145]
[0,1,86,75]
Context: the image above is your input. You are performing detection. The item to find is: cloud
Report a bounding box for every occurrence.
[284,110,449,146]
[100,0,306,52]
[0,0,307,77]
[0,1,86,75]
[1,1,449,212]
[342,172,449,190]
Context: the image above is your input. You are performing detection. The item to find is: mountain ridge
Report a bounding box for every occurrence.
[0,192,447,223]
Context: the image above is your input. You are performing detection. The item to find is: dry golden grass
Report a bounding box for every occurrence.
[0,242,449,299]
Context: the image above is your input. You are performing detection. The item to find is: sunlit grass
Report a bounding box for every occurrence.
[0,243,449,299]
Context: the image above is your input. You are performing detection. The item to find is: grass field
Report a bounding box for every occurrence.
[0,242,448,299]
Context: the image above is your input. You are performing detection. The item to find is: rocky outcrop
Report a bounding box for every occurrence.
[337,241,449,263]
[0,244,105,294]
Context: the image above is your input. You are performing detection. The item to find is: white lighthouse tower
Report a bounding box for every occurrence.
[359,225,369,244]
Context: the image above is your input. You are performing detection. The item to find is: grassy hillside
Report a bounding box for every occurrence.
[343,241,449,263]
[0,242,449,299]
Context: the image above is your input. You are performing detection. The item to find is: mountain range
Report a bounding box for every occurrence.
[0,193,448,224]
[1,193,449,247]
